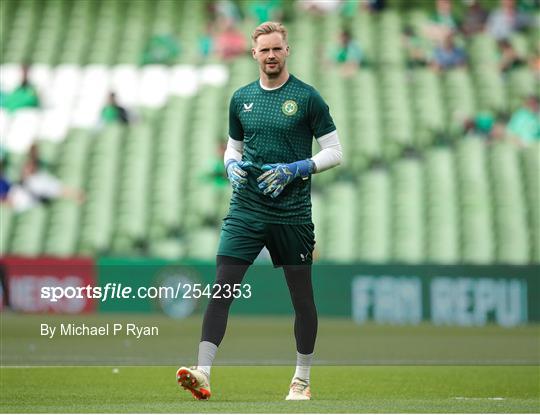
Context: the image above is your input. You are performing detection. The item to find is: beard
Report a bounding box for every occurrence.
[262,60,283,78]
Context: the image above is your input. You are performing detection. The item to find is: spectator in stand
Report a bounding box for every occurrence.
[517,0,540,13]
[433,0,458,30]
[1,144,84,212]
[215,20,248,61]
[0,90,8,108]
[340,0,360,18]
[463,111,496,137]
[0,157,36,213]
[21,144,84,207]
[248,0,283,25]
[101,92,130,125]
[431,33,467,71]
[362,0,386,13]
[507,95,540,145]
[141,34,180,65]
[201,142,229,189]
[0,174,34,212]
[486,0,532,41]
[498,39,526,72]
[3,65,39,113]
[490,116,511,142]
[424,0,459,42]
[403,26,431,68]
[463,111,514,143]
[0,161,11,203]
[22,144,47,176]
[298,0,341,15]
[529,44,540,78]
[331,29,363,76]
[198,23,215,62]
[461,0,489,36]
[517,0,540,12]
[211,0,243,25]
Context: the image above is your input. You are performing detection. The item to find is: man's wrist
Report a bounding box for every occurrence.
[307,159,316,174]
[290,159,315,179]
[225,159,237,172]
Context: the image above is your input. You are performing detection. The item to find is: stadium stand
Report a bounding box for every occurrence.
[357,167,391,262]
[522,142,540,262]
[0,0,538,264]
[391,157,424,263]
[425,147,459,264]
[456,137,496,264]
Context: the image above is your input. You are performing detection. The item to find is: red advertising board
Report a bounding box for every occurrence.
[0,257,96,313]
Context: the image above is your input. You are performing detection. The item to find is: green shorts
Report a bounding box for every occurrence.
[217,216,315,267]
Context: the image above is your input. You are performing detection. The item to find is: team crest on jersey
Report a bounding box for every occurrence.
[281,100,298,116]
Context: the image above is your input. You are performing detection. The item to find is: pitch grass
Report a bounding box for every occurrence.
[1,366,539,413]
[3,314,540,365]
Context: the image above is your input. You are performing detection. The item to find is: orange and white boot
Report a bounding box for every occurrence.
[285,377,311,400]
[176,366,211,400]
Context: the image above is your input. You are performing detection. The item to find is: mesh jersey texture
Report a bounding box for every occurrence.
[227,74,336,224]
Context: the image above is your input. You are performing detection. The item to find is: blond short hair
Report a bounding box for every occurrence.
[251,21,288,45]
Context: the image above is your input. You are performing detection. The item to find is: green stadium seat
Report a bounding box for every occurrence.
[79,125,122,253]
[456,138,495,264]
[0,205,13,255]
[187,227,219,260]
[443,69,477,126]
[357,168,391,262]
[149,239,186,259]
[507,69,536,109]
[468,33,499,68]
[43,201,80,256]
[324,182,357,262]
[521,143,539,263]
[10,205,47,256]
[425,147,459,263]
[473,67,506,113]
[311,191,326,260]
[412,69,445,146]
[114,124,152,245]
[489,142,529,264]
[391,158,424,263]
[58,0,94,64]
[377,10,405,66]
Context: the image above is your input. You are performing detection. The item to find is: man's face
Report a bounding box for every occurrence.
[252,32,289,78]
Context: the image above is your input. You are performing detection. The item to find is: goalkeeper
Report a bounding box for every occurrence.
[177,21,343,402]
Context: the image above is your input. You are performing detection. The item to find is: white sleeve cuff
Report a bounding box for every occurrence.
[224,137,244,166]
[311,130,343,173]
